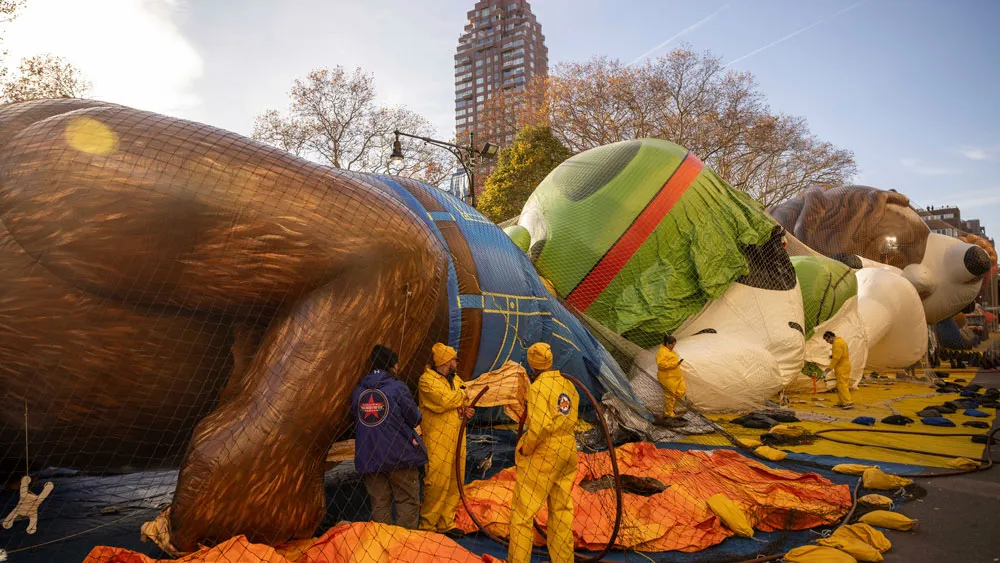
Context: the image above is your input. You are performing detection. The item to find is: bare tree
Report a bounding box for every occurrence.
[505,46,856,207]
[253,67,452,186]
[1,54,92,103]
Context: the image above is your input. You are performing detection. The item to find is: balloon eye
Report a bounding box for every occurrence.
[694,328,717,335]
[788,322,804,334]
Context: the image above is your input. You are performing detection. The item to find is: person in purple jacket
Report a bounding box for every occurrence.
[351,345,428,529]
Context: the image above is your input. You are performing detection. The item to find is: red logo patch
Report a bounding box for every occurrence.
[358,389,389,427]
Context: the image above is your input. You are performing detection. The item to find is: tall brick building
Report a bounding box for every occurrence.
[453,0,547,198]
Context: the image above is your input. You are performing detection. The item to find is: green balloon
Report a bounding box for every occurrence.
[504,225,531,253]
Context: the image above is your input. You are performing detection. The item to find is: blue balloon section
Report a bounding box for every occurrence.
[374,175,645,418]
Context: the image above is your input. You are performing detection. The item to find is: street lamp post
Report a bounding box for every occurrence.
[389,129,498,208]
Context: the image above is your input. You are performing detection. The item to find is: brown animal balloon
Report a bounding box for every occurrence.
[0,99,451,550]
[771,185,992,323]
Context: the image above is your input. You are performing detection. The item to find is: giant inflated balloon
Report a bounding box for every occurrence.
[0,99,640,550]
[771,185,992,324]
[516,139,807,411]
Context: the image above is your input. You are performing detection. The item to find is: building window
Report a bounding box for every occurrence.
[476,77,484,84]
[456,109,466,116]
[477,95,485,102]
[476,86,484,93]
[457,118,466,125]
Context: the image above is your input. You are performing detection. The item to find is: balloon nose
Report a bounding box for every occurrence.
[964,245,991,277]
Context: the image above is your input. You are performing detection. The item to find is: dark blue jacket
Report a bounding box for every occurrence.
[351,369,428,474]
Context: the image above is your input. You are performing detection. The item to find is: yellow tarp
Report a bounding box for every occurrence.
[464,360,530,422]
[680,380,995,468]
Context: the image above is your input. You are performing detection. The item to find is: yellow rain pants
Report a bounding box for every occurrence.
[418,366,467,532]
[508,370,580,563]
[656,345,686,417]
[830,337,852,406]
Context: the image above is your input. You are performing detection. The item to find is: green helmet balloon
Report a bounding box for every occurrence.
[517,138,779,347]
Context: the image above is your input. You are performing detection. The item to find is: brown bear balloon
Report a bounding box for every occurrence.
[771,185,992,323]
[0,99,452,551]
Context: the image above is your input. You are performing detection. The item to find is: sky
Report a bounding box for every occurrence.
[5,0,1000,234]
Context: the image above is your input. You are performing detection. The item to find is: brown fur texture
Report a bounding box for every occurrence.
[0,99,452,550]
[769,185,930,270]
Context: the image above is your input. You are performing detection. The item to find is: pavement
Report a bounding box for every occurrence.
[883,370,1000,563]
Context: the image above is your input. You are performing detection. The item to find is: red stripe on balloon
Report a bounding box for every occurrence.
[566,152,704,312]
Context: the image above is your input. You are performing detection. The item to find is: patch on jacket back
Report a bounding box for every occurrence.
[358,389,389,426]
[557,393,572,415]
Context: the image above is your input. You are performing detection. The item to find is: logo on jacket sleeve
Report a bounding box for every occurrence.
[358,389,389,427]
[557,392,572,415]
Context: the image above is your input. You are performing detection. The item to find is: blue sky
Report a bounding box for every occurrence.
[7,0,1000,235]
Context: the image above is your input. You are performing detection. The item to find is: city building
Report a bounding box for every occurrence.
[919,205,989,239]
[454,0,547,197]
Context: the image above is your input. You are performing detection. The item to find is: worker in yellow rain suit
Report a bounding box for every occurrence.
[508,342,579,563]
[824,331,853,409]
[418,342,474,537]
[656,334,686,419]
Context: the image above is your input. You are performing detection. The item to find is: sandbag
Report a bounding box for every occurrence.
[972,435,999,445]
[915,407,942,418]
[962,421,990,429]
[784,545,858,563]
[964,409,988,418]
[832,464,874,476]
[817,536,883,562]
[861,468,912,490]
[857,494,893,509]
[738,438,762,449]
[920,417,955,427]
[753,445,787,461]
[880,415,913,426]
[835,523,892,553]
[946,457,980,470]
[762,409,801,423]
[858,510,918,531]
[770,424,809,437]
[705,494,754,538]
[851,417,876,426]
[730,413,779,429]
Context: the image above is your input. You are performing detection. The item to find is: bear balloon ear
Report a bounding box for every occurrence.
[882,189,910,208]
[831,253,863,269]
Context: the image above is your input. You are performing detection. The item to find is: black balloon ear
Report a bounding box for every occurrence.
[831,253,863,269]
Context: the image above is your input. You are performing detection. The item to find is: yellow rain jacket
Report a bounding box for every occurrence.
[830,337,852,406]
[656,345,686,417]
[418,366,467,532]
[508,369,579,563]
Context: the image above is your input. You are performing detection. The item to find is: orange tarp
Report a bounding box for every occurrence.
[455,442,852,553]
[84,522,503,563]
